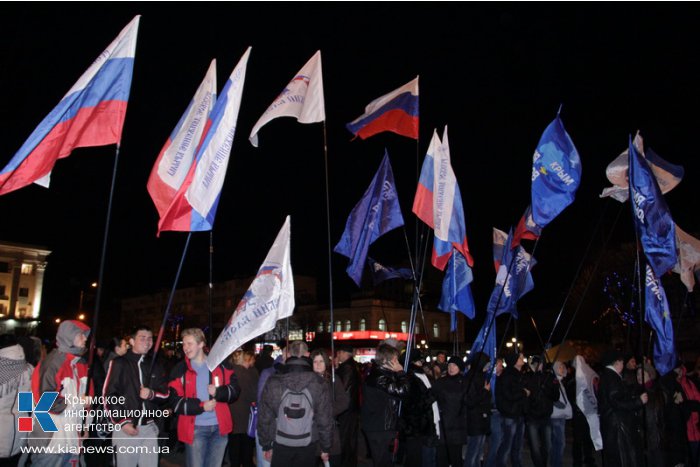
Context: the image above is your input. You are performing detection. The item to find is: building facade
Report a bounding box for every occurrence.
[0,241,51,333]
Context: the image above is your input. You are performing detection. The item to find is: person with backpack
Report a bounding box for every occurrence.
[168,328,240,467]
[258,340,333,467]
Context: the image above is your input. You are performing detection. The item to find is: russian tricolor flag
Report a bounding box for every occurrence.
[346,76,419,140]
[412,127,473,270]
[158,47,251,235]
[147,60,217,221]
[0,16,140,195]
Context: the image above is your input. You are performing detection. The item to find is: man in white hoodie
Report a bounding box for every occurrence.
[0,334,34,465]
[549,361,572,467]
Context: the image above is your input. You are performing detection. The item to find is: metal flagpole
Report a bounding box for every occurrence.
[321,121,336,384]
[149,232,192,377]
[208,232,214,345]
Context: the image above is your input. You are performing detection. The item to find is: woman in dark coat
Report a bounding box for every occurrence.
[432,356,469,467]
[228,350,259,467]
[597,350,648,467]
[634,363,666,467]
[463,352,493,467]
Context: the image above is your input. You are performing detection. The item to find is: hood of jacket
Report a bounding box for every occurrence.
[56,320,90,356]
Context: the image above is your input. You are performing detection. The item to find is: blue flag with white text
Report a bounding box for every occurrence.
[487,229,536,318]
[531,116,582,228]
[438,249,476,331]
[644,264,676,375]
[334,152,404,286]
[367,257,412,285]
[629,137,677,277]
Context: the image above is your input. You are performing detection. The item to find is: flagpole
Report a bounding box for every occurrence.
[322,121,336,383]
[634,231,649,467]
[86,143,122,388]
[208,232,214,345]
[149,232,192,377]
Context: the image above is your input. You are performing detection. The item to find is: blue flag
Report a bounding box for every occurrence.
[438,249,476,331]
[470,313,497,399]
[645,264,676,375]
[531,116,582,228]
[487,229,536,318]
[334,152,404,286]
[367,257,413,285]
[629,138,678,277]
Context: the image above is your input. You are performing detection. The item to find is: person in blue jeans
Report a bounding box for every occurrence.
[494,353,530,466]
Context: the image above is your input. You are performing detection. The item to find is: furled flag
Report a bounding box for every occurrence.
[334,152,404,286]
[512,205,542,249]
[158,48,251,234]
[573,355,603,450]
[470,313,497,398]
[412,128,473,270]
[628,136,677,277]
[438,249,476,331]
[530,116,582,228]
[644,264,676,375]
[673,225,700,292]
[346,76,419,140]
[147,60,217,219]
[600,132,684,202]
[207,216,294,370]
[487,228,536,318]
[0,16,140,195]
[367,257,413,285]
[249,50,325,147]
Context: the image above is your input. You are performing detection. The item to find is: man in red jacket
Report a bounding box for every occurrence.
[168,328,240,467]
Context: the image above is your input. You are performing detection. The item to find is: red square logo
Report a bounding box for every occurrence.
[18,417,33,432]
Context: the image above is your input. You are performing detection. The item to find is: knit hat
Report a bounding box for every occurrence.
[448,355,465,372]
[504,353,519,368]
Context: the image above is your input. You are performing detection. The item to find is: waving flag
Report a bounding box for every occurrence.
[629,136,677,277]
[531,116,582,228]
[438,249,475,331]
[412,128,473,270]
[644,264,676,375]
[334,152,404,286]
[512,205,542,249]
[367,257,412,285]
[600,133,684,202]
[470,314,497,396]
[158,48,251,234]
[346,76,419,140]
[147,60,217,219]
[249,50,325,147]
[206,216,294,371]
[573,355,603,450]
[487,229,536,318]
[0,16,140,195]
[673,225,700,292]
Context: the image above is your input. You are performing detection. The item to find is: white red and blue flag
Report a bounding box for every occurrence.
[412,128,473,270]
[346,76,419,140]
[0,16,140,195]
[158,47,251,234]
[512,205,542,249]
[147,60,217,220]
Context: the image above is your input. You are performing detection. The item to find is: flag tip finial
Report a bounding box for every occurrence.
[557,103,563,116]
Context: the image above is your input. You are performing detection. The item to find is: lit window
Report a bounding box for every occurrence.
[335,321,342,332]
[317,322,324,332]
[401,321,407,333]
[326,322,332,333]
[21,264,33,275]
[360,318,366,331]
[378,319,386,331]
[345,320,352,331]
[415,323,421,334]
[433,323,440,338]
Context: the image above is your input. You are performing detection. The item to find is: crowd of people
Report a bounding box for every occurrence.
[1,320,700,467]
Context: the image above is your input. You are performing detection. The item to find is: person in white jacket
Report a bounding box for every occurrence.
[549,361,572,467]
[0,334,34,466]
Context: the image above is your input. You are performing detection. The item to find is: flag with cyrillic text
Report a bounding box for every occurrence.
[644,264,676,376]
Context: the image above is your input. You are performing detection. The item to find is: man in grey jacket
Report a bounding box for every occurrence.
[258,340,332,467]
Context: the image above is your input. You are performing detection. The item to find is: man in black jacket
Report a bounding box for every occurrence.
[524,356,559,467]
[104,325,169,467]
[494,352,530,466]
[463,352,492,467]
[598,350,647,467]
[336,343,360,467]
[361,343,410,467]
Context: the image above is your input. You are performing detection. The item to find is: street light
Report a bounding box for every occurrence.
[78,314,85,321]
[55,318,61,324]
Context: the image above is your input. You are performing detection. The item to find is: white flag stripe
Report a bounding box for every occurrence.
[206,216,295,371]
[249,50,325,147]
[433,126,456,242]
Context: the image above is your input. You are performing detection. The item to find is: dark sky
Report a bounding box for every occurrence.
[1,3,699,339]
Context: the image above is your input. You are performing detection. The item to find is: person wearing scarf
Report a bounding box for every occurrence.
[0,334,33,465]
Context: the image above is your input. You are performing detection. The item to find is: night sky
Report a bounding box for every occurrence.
[1,3,699,342]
